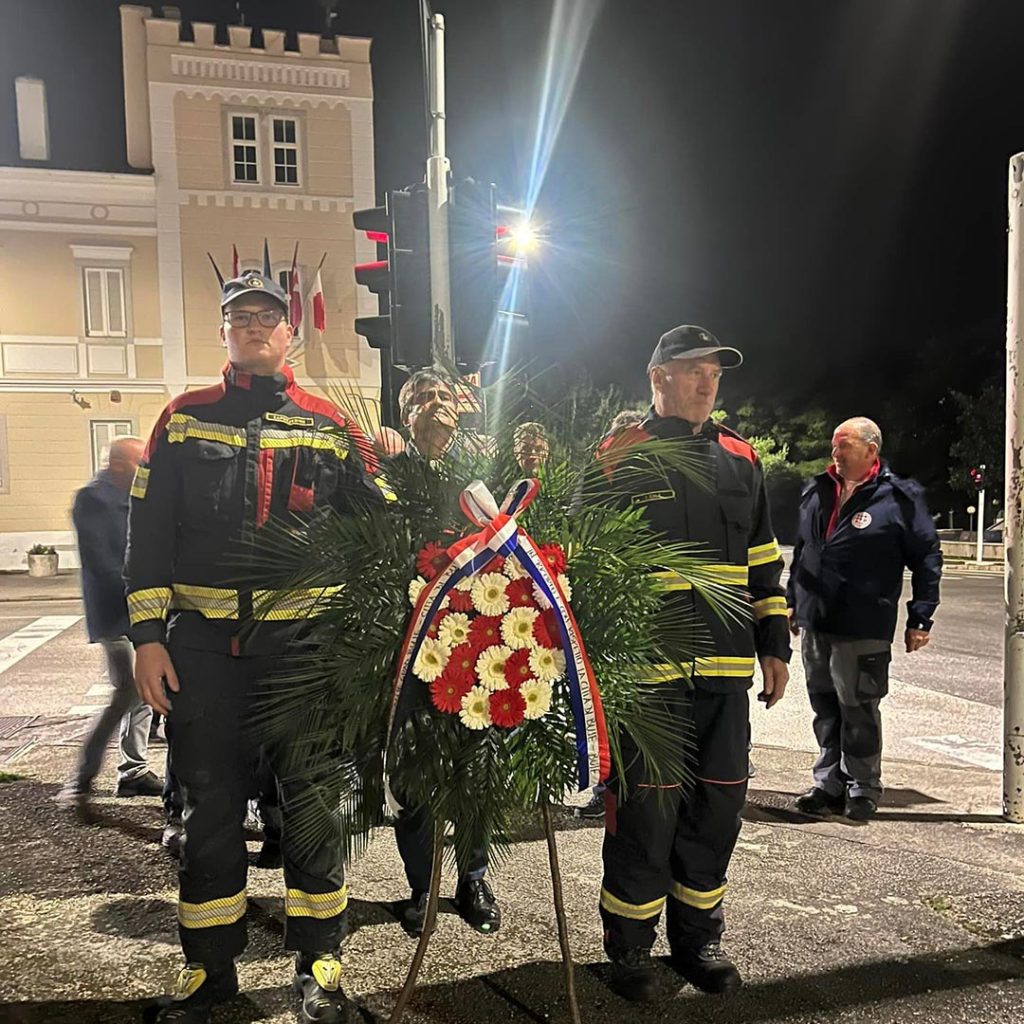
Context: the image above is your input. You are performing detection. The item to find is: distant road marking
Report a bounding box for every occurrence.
[0,615,80,677]
[68,705,108,716]
[86,683,111,698]
[910,734,1002,771]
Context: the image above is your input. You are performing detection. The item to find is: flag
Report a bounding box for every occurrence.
[288,243,303,332]
[311,268,326,332]
[231,244,239,279]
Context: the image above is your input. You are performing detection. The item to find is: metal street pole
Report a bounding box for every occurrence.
[976,485,985,564]
[1004,151,1024,822]
[425,10,454,365]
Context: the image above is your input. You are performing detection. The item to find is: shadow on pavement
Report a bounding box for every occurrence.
[3,936,1023,1024]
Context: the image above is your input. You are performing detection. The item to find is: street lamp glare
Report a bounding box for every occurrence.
[510,222,537,253]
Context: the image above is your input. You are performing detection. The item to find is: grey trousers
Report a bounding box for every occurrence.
[74,638,153,786]
[801,631,891,801]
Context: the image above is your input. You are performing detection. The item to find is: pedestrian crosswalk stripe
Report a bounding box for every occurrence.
[0,616,81,678]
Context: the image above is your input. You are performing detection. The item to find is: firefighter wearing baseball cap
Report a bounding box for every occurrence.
[596,325,791,1002]
[127,271,385,1023]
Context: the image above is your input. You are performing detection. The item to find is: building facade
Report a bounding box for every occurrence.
[0,5,378,569]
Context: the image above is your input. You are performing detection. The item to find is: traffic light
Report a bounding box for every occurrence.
[969,465,986,489]
[353,188,432,368]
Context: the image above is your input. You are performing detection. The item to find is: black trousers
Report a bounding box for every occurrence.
[167,639,347,964]
[393,802,488,894]
[600,684,749,954]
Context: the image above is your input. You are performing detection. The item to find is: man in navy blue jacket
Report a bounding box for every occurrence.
[55,436,163,805]
[787,417,941,821]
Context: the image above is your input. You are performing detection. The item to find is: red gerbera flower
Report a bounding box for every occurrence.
[483,555,505,575]
[445,643,478,686]
[468,615,503,651]
[416,541,450,581]
[430,670,474,714]
[426,609,448,640]
[538,544,567,575]
[447,589,474,613]
[505,577,535,609]
[489,687,526,728]
[503,648,534,689]
[532,614,554,648]
[543,608,561,642]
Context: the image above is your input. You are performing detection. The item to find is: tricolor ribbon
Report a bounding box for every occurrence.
[385,478,610,811]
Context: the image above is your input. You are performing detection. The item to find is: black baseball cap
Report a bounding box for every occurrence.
[647,324,743,373]
[220,272,289,312]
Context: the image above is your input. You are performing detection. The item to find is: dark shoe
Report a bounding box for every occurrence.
[162,815,184,858]
[607,946,659,1003]
[845,795,878,821]
[670,941,742,994]
[454,878,501,934]
[401,890,430,936]
[116,770,163,797]
[574,793,606,819]
[293,952,346,1023]
[53,781,91,807]
[794,787,844,816]
[255,838,283,869]
[155,961,238,1022]
[149,712,163,741]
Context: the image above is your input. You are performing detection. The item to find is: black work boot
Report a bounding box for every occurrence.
[293,952,347,1023]
[794,787,845,816]
[454,878,501,933]
[154,961,238,1022]
[670,940,742,994]
[162,815,184,858]
[607,946,659,1003]
[845,794,878,821]
[401,890,430,936]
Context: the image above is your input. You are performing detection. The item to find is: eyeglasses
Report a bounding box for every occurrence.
[224,310,285,328]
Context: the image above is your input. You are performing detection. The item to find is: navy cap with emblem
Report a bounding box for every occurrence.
[220,272,289,312]
[647,324,743,374]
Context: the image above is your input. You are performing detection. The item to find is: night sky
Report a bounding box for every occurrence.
[4,0,1024,493]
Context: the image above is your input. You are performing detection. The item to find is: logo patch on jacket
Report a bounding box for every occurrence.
[264,411,315,427]
[631,489,675,505]
[851,511,872,529]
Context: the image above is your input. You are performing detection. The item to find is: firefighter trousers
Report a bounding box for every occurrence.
[166,639,348,965]
[600,684,749,955]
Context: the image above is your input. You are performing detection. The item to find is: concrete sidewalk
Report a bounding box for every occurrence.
[0,728,1022,1023]
[0,570,81,603]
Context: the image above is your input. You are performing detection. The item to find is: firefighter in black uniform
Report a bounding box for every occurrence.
[127,273,384,1024]
[597,325,791,1003]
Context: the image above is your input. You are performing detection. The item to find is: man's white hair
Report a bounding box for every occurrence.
[838,416,882,453]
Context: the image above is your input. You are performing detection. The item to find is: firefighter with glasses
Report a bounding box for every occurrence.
[127,271,384,1023]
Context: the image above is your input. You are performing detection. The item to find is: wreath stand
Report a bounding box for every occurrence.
[387,805,582,1024]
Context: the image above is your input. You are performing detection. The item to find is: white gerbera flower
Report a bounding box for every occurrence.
[408,576,427,606]
[503,556,527,580]
[520,678,552,720]
[532,583,552,611]
[529,645,566,683]
[557,574,573,602]
[460,685,492,730]
[438,612,471,649]
[471,572,510,616]
[501,606,539,650]
[475,644,512,690]
[413,637,448,682]
[454,575,473,592]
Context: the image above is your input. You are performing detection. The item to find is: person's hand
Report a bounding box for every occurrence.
[758,656,789,709]
[905,628,931,653]
[787,607,800,636]
[134,642,179,714]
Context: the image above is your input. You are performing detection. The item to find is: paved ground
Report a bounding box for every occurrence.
[0,572,1022,1022]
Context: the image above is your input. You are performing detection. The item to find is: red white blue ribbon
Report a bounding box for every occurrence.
[385,478,610,811]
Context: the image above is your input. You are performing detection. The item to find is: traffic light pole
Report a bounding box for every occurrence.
[976,486,985,564]
[426,10,454,365]
[1004,151,1024,822]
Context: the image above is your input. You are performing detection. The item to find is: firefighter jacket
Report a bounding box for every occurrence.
[125,362,385,655]
[788,461,941,642]
[598,412,791,690]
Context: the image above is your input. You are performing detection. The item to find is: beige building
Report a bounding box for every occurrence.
[0,6,379,569]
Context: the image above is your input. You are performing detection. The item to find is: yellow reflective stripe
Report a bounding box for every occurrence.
[166,413,246,447]
[638,664,685,684]
[171,583,239,619]
[753,596,788,620]
[748,539,782,567]
[259,429,349,460]
[639,657,757,682]
[652,564,749,590]
[130,465,150,500]
[127,587,173,625]
[375,475,397,502]
[670,881,726,910]
[178,888,247,929]
[285,885,349,919]
[252,586,343,621]
[599,887,665,921]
